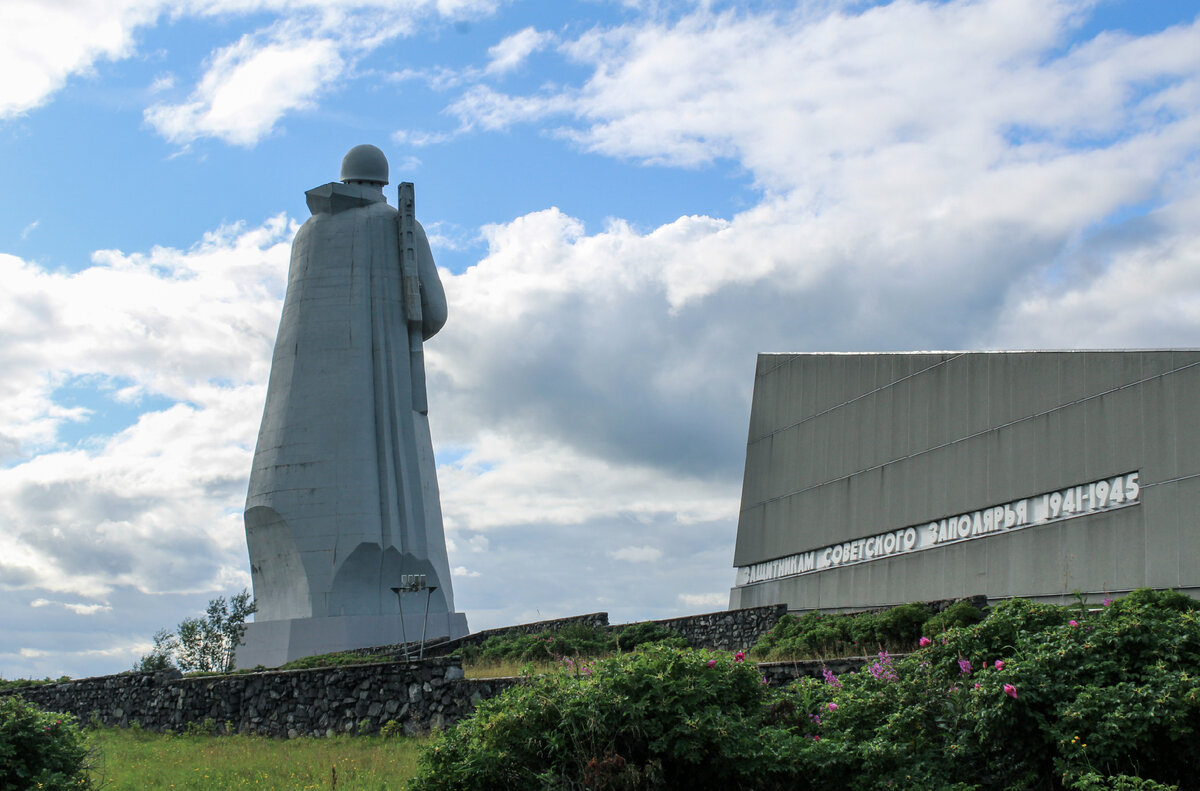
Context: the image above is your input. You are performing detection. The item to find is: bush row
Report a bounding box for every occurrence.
[750,599,985,659]
[458,621,689,665]
[412,588,1200,791]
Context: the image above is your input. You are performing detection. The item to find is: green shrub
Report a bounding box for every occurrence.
[411,647,796,791]
[750,610,854,659]
[923,599,985,636]
[751,603,931,660]
[611,621,689,652]
[462,623,617,666]
[0,676,71,692]
[0,696,93,790]
[279,651,381,670]
[421,589,1200,791]
[183,717,217,736]
[1068,773,1180,791]
[872,601,931,644]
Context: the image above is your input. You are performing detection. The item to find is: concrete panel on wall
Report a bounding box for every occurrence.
[731,351,1200,612]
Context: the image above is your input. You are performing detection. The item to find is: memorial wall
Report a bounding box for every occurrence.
[729,351,1200,612]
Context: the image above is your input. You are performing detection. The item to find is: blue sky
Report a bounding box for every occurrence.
[2,0,1199,680]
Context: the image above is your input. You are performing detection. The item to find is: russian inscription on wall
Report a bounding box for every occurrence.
[737,472,1140,586]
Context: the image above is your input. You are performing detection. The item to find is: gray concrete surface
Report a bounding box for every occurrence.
[240,146,467,667]
[730,351,1200,611]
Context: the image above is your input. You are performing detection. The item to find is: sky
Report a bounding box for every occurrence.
[2,0,1199,680]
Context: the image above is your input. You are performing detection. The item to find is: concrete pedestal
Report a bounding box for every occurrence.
[237,611,469,669]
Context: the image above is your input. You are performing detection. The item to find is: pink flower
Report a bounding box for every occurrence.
[1004,683,1018,699]
[958,658,972,676]
[974,683,981,690]
[869,651,898,682]
[734,651,745,663]
[994,660,1005,670]
[1069,620,1079,627]
[760,676,769,686]
[827,702,838,712]
[706,659,716,668]
[919,637,932,647]
[1102,598,1114,607]
[822,668,842,688]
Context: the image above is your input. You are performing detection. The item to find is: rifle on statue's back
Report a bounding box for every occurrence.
[398,182,428,414]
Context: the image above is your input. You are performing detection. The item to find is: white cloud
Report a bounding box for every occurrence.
[0,214,290,453]
[435,433,740,534]
[0,0,502,140]
[609,545,663,563]
[486,26,553,74]
[452,566,482,578]
[447,84,573,133]
[0,0,164,118]
[0,217,290,600]
[986,187,1200,349]
[31,598,113,616]
[145,33,345,146]
[678,592,726,609]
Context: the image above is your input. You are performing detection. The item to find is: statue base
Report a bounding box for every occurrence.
[236,612,470,669]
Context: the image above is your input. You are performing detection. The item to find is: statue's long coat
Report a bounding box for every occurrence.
[245,182,453,622]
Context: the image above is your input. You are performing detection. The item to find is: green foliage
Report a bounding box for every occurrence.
[133,629,177,672]
[798,587,1200,790]
[0,696,93,790]
[460,621,689,673]
[148,590,257,674]
[924,599,986,636]
[0,676,72,692]
[278,651,381,671]
[183,718,218,736]
[460,623,616,665]
[411,646,791,791]
[1067,773,1179,791]
[89,727,426,789]
[611,621,690,652]
[750,602,934,660]
[749,611,852,659]
[417,589,1200,791]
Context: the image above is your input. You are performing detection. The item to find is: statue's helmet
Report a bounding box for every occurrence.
[340,144,389,185]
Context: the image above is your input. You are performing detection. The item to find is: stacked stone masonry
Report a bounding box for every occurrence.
[3,601,972,736]
[355,612,611,660]
[5,658,521,738]
[637,604,786,651]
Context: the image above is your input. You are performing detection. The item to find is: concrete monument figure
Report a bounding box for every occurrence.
[237,144,468,667]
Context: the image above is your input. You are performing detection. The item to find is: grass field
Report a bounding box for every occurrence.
[88,727,425,790]
[462,658,559,679]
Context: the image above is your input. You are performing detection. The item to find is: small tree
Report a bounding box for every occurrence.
[132,629,177,672]
[138,590,256,674]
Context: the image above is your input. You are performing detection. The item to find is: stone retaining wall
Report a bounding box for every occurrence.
[4,658,521,738]
[4,601,973,737]
[359,612,612,660]
[633,604,787,651]
[353,605,783,660]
